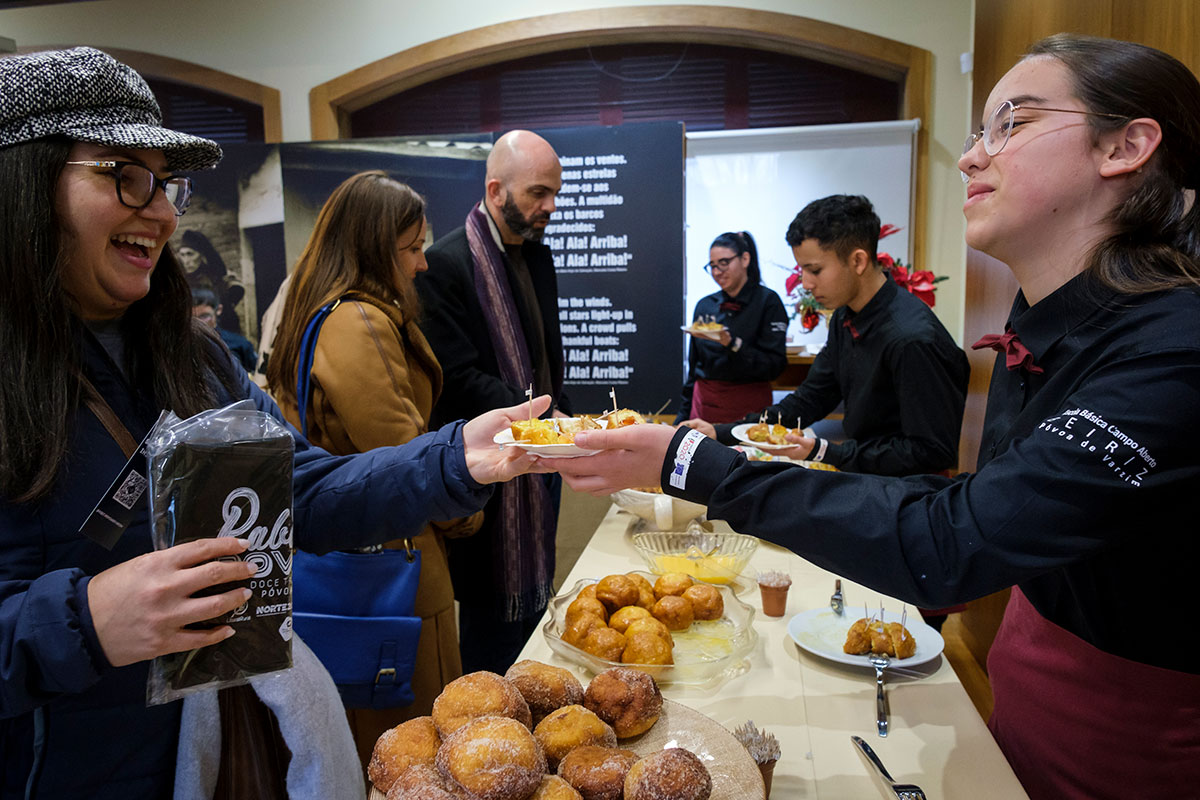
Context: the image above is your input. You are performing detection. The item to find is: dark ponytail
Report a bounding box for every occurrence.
[1027,34,1200,294]
[710,230,761,284]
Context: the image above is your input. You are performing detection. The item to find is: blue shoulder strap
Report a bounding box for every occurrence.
[295,298,342,437]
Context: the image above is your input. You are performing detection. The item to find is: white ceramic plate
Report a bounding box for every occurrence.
[787,606,944,668]
[682,324,727,340]
[492,428,598,458]
[731,423,802,451]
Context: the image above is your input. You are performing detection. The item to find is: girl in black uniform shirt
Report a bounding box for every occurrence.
[676,231,788,424]
[553,34,1200,800]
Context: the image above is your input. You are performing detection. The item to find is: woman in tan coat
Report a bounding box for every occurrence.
[267,171,480,767]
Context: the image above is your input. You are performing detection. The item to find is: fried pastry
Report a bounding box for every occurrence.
[557,745,639,800]
[651,595,694,632]
[623,747,713,800]
[533,704,617,770]
[583,666,663,738]
[368,716,441,793]
[431,671,532,737]
[435,716,545,800]
[682,584,723,621]
[504,660,585,725]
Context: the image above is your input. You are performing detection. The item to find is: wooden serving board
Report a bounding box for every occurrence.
[367,699,765,799]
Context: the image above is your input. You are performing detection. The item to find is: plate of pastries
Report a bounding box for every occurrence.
[786,605,945,669]
[367,663,765,800]
[495,410,647,457]
[682,319,728,340]
[730,422,804,451]
[543,571,757,685]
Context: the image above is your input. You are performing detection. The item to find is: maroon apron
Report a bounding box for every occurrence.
[691,379,773,424]
[987,588,1200,799]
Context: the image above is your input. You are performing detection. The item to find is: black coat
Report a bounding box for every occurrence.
[416,224,571,425]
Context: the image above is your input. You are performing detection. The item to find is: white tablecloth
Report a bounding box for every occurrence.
[517,505,1029,799]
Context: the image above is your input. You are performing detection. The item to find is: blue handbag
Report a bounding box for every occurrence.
[290,298,423,709]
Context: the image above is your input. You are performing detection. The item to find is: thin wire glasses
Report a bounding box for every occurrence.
[961,100,1128,182]
[66,160,193,216]
[704,255,738,273]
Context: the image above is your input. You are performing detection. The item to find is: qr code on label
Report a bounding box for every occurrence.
[113,470,147,510]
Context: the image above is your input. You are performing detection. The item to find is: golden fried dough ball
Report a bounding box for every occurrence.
[383,763,461,800]
[623,748,713,800]
[431,672,532,737]
[652,595,695,632]
[578,584,600,603]
[562,613,608,649]
[682,584,724,621]
[435,716,546,800]
[566,595,609,625]
[621,632,674,665]
[634,585,657,611]
[581,626,627,662]
[887,622,917,659]
[624,617,674,648]
[594,574,640,614]
[504,660,585,725]
[653,573,694,600]
[625,573,654,596]
[369,716,441,793]
[557,745,639,800]
[533,704,618,770]
[583,667,663,738]
[607,605,652,634]
[530,774,584,800]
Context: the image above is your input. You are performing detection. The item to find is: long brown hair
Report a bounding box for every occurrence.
[266,171,426,408]
[1027,34,1200,295]
[0,138,237,503]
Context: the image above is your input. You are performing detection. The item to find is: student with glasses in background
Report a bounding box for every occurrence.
[674,230,788,424]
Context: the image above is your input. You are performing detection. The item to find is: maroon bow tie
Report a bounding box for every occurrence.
[972,325,1043,374]
[842,318,860,340]
[719,300,743,313]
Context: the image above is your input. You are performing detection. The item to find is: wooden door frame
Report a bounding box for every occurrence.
[309,5,932,266]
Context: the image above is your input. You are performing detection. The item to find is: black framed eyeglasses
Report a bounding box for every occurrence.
[704,256,738,273]
[65,160,193,216]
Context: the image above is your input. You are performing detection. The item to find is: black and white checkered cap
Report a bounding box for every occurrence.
[0,46,222,171]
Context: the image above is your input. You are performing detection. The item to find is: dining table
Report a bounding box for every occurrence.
[516,503,1031,799]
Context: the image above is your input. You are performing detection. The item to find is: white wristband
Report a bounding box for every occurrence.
[669,428,708,490]
[812,437,829,463]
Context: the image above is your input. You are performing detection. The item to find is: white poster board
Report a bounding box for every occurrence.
[684,120,919,357]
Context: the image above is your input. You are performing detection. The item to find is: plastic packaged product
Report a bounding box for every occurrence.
[145,400,295,705]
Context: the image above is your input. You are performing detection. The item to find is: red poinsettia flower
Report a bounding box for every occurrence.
[876,252,895,270]
[785,268,802,295]
[879,224,902,239]
[890,263,909,284]
[907,270,938,307]
[801,308,821,332]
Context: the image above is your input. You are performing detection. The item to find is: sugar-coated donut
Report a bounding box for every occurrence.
[431,671,532,737]
[621,632,673,665]
[682,584,723,621]
[581,626,627,662]
[557,745,639,800]
[530,774,584,800]
[595,574,640,614]
[608,605,652,634]
[504,660,584,725]
[383,763,463,800]
[583,667,663,738]
[368,716,441,793]
[652,573,694,600]
[435,715,546,800]
[533,704,617,770]
[652,595,694,631]
[623,748,713,800]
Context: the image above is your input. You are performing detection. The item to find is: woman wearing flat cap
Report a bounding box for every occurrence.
[0,47,550,799]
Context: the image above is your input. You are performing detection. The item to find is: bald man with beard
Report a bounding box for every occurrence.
[416,130,572,673]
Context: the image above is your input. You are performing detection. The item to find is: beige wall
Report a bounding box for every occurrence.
[0,0,975,339]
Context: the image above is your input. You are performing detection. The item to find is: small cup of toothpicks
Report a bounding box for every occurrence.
[733,719,781,798]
